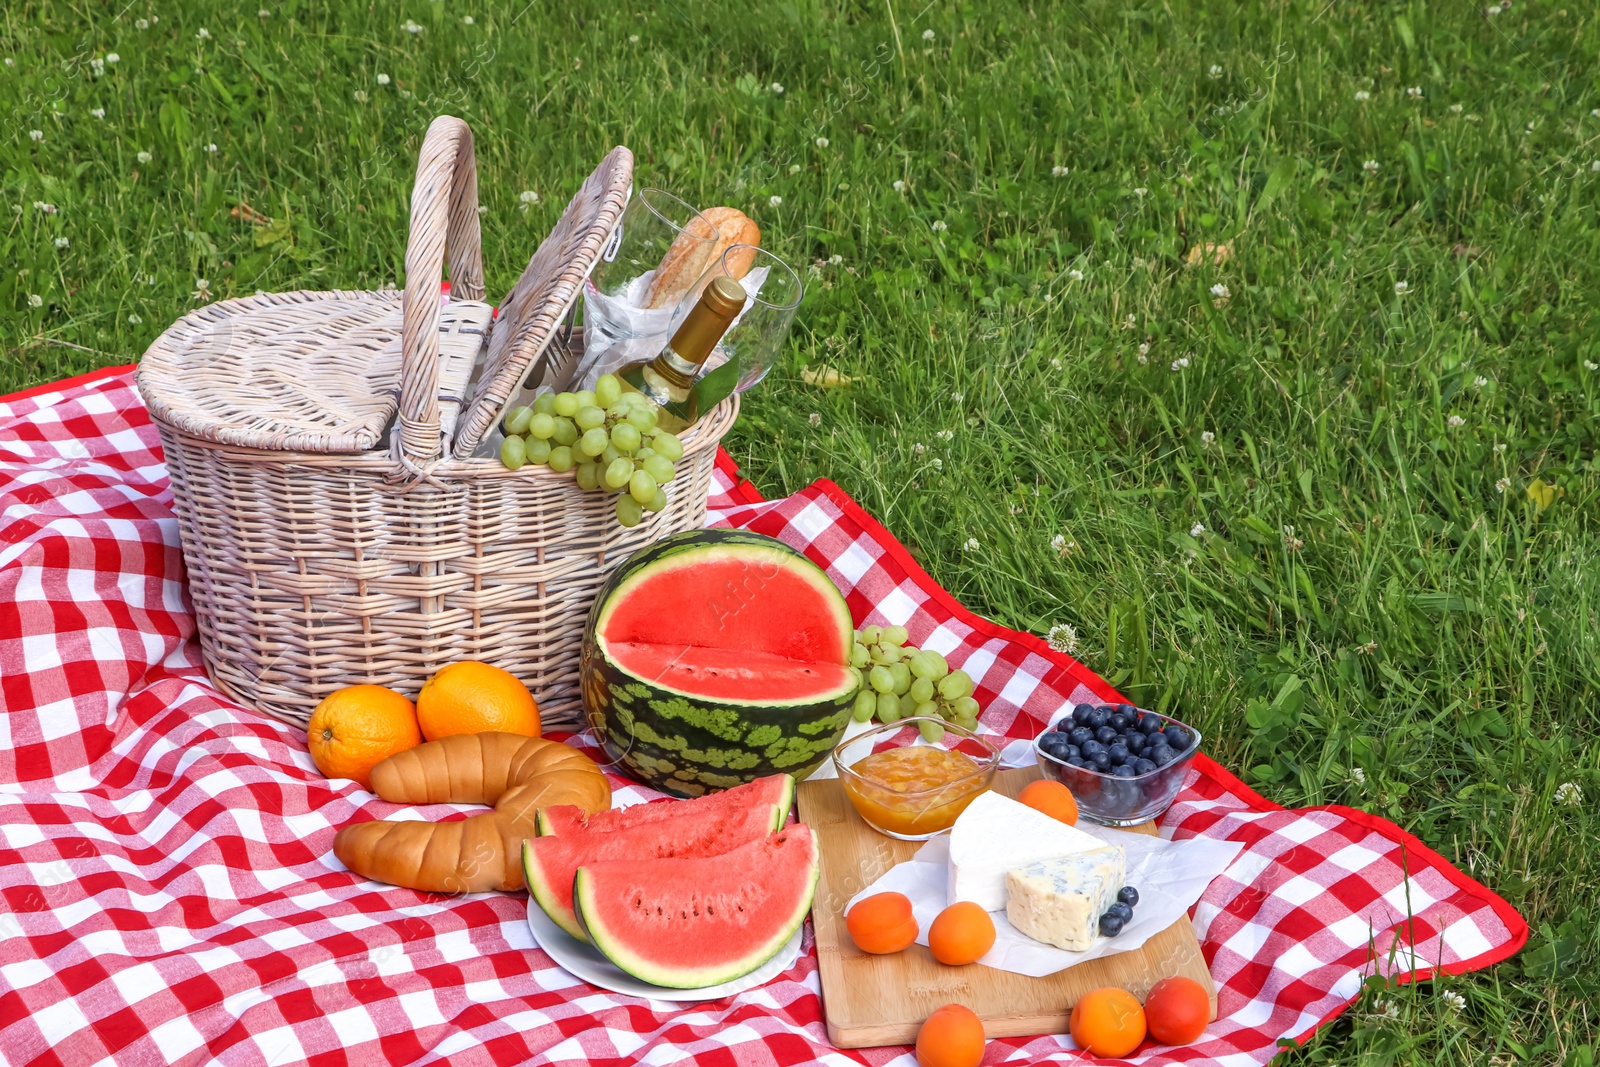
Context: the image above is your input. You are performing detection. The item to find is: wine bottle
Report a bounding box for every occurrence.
[617,275,746,432]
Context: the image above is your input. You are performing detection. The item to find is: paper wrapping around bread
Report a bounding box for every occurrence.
[643,207,761,309]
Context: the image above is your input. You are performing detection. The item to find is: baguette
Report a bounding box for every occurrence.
[643,206,762,309]
[333,733,611,894]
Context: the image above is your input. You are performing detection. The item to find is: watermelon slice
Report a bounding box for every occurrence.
[523,801,780,942]
[574,824,820,989]
[535,774,795,837]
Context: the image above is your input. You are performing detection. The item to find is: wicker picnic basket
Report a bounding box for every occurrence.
[137,116,737,729]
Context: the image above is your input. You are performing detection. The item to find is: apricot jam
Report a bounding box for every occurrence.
[841,746,988,838]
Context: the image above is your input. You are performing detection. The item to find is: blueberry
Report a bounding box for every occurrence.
[1081,738,1104,756]
[1099,912,1125,937]
[1163,725,1192,751]
[1065,744,1081,760]
[1118,886,1140,907]
[1095,725,1118,744]
[1150,745,1175,767]
[1109,712,1130,731]
[1116,703,1136,716]
[1040,735,1069,759]
[1091,751,1111,771]
[1070,726,1095,747]
[1066,757,1088,769]
[1133,757,1157,776]
[1089,707,1111,729]
[1107,901,1134,922]
[1111,764,1135,777]
[1107,742,1130,765]
[1053,719,1074,734]
[1141,715,1166,735]
[1073,703,1097,725]
[1125,732,1146,754]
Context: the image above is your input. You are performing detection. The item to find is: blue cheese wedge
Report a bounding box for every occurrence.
[947,790,1106,911]
[1005,846,1126,951]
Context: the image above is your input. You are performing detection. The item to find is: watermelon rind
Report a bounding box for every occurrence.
[573,827,821,989]
[579,530,858,798]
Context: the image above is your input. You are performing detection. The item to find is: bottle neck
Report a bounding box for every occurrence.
[649,345,703,389]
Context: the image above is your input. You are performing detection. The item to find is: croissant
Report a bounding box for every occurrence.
[333,733,611,894]
[644,206,762,309]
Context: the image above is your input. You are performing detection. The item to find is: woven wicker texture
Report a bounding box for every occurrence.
[452,145,631,458]
[137,117,734,729]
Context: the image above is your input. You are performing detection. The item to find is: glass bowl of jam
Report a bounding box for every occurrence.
[832,718,1000,840]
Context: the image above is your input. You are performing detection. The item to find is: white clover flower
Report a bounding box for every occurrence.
[1138,342,1150,357]
[1447,414,1465,429]
[962,537,980,552]
[1364,159,1380,173]
[1050,534,1067,554]
[1283,524,1304,552]
[519,189,540,206]
[1485,4,1500,12]
[259,8,270,17]
[1137,352,1148,365]
[628,34,639,43]
[1354,90,1370,102]
[91,107,106,119]
[376,73,391,85]
[127,312,142,324]
[54,237,68,249]
[1133,186,1148,197]
[1592,161,1600,172]
[1123,313,1137,329]
[1449,103,1463,113]
[1190,522,1205,537]
[1201,430,1215,446]
[1046,623,1079,654]
[1440,990,1466,1013]
[135,18,149,29]
[90,58,105,76]
[353,89,369,103]
[1555,782,1582,806]
[1393,280,1410,295]
[27,293,43,307]
[1068,268,1083,282]
[403,19,423,33]
[1494,442,1508,453]
[137,150,152,163]
[1208,64,1222,78]
[461,15,475,24]
[28,129,43,142]
[800,412,819,429]
[769,195,783,207]
[827,254,843,266]
[931,219,948,232]
[1052,165,1069,177]
[936,428,955,441]
[1496,477,1510,493]
[912,442,927,456]
[1209,282,1230,301]
[1592,108,1600,118]
[787,163,801,175]
[922,28,936,41]
[892,179,906,193]
[475,204,488,216]
[815,136,829,148]
[1474,375,1489,388]
[769,82,784,94]
[1351,766,1367,784]
[1586,360,1600,370]
[34,201,57,213]
[197,27,211,39]
[192,278,213,303]
[1171,356,1190,371]
[1373,998,1400,1020]
[950,392,964,404]
[204,143,218,154]
[1406,86,1423,99]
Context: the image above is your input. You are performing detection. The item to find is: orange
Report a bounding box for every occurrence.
[846,892,918,955]
[1018,779,1079,825]
[916,1003,984,1067]
[1070,987,1147,1058]
[306,684,423,790]
[927,901,996,966]
[416,661,541,741]
[1144,976,1210,1045]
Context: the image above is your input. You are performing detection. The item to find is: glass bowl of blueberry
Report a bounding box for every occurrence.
[1034,702,1200,827]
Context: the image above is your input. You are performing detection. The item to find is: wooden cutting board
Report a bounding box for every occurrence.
[797,764,1215,1049]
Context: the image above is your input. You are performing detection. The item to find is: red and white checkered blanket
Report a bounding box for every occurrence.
[0,367,1525,1066]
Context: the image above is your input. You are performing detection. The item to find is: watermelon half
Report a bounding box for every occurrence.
[523,800,781,941]
[580,530,859,797]
[536,774,795,837]
[574,824,820,989]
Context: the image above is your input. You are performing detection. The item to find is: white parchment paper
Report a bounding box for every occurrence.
[846,825,1241,978]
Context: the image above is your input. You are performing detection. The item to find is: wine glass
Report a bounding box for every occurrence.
[684,245,804,393]
[576,189,717,386]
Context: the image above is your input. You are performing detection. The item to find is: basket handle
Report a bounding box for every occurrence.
[398,115,487,465]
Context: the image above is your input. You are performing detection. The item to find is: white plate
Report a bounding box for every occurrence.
[525,897,804,1002]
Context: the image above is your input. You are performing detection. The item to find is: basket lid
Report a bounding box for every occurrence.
[449,146,633,458]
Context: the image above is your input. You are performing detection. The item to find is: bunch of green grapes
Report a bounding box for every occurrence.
[848,625,980,742]
[497,373,686,527]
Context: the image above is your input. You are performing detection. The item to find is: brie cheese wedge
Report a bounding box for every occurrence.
[946,789,1105,911]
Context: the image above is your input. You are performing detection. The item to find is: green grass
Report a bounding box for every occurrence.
[4,0,1598,1061]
